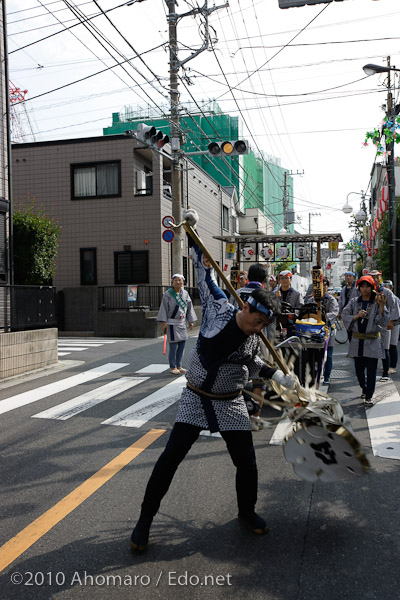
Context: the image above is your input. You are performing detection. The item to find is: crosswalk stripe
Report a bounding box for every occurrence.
[57,343,103,347]
[57,352,71,357]
[135,364,170,374]
[365,380,400,460]
[0,363,129,416]
[58,347,88,352]
[58,340,120,344]
[102,376,186,428]
[32,377,148,421]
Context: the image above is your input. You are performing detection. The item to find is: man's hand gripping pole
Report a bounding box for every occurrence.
[173,213,289,374]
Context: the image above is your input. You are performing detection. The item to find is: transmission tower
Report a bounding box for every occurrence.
[9,80,36,143]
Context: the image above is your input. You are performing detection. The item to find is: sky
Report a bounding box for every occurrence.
[6,0,400,243]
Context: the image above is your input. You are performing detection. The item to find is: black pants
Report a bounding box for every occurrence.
[354,357,378,399]
[139,422,258,518]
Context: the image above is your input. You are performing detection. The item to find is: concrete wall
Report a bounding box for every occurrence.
[61,287,97,332]
[0,328,58,379]
[95,310,161,338]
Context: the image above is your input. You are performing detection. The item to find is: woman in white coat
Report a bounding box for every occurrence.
[157,274,197,374]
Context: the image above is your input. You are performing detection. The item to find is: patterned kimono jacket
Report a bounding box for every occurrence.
[157,288,197,344]
[342,295,388,359]
[175,243,276,432]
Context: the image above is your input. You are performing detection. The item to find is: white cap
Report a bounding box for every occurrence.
[172,273,185,280]
[279,270,292,278]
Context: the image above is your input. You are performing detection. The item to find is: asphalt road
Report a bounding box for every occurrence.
[0,333,399,600]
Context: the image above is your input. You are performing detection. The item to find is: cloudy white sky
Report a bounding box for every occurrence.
[6,0,400,241]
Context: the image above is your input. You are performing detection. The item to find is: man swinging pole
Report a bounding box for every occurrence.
[130,211,295,551]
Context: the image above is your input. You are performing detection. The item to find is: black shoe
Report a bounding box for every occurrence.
[238,512,269,535]
[364,398,374,408]
[130,516,153,551]
[361,390,366,399]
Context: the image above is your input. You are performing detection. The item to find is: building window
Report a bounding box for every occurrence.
[114,251,149,284]
[71,161,121,199]
[135,167,153,196]
[222,205,230,231]
[80,248,97,285]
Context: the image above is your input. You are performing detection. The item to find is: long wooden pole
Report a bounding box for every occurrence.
[181,222,289,373]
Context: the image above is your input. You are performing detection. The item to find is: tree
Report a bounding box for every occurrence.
[13,200,61,285]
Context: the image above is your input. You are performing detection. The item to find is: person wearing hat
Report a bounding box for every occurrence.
[307,278,339,386]
[268,274,278,293]
[157,274,197,374]
[341,275,388,407]
[368,270,400,381]
[338,271,358,318]
[238,270,248,288]
[274,270,302,339]
[383,280,400,374]
[130,238,295,551]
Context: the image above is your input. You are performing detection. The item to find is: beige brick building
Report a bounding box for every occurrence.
[11,134,239,333]
[12,134,239,290]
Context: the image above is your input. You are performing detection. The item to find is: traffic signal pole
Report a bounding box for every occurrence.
[166,0,228,275]
[167,0,182,275]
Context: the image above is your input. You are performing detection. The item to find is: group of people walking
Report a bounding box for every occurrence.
[135,257,399,552]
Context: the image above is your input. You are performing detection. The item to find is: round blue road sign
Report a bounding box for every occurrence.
[162,229,175,243]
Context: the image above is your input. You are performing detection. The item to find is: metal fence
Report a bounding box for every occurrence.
[0,284,57,332]
[98,285,200,311]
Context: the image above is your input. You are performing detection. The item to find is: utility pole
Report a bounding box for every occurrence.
[309,212,321,234]
[385,56,397,294]
[166,0,228,275]
[282,170,303,231]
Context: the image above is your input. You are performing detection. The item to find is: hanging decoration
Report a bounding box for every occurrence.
[364,115,400,155]
[345,238,367,256]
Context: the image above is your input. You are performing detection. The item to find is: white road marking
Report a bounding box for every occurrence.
[269,417,294,445]
[102,376,187,428]
[57,352,71,357]
[57,343,103,347]
[57,347,88,352]
[32,377,148,420]
[135,364,170,374]
[0,363,129,416]
[58,340,121,345]
[365,380,400,460]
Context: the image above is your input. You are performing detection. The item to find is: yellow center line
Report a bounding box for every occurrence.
[0,428,166,572]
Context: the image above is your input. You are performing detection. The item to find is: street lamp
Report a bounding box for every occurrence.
[342,191,369,222]
[363,58,400,295]
[363,63,400,76]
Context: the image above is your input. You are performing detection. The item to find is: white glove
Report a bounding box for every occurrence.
[272,370,296,390]
[183,209,199,227]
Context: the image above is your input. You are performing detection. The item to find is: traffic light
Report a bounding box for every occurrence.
[136,123,170,150]
[207,140,249,157]
[278,0,345,7]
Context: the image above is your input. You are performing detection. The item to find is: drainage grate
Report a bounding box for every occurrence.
[330,369,352,379]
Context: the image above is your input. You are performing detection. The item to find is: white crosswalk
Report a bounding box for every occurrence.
[57,338,123,356]
[2,360,400,460]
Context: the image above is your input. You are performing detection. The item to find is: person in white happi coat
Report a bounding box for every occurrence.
[157,274,197,374]
[342,275,388,407]
[368,270,400,382]
[382,280,400,375]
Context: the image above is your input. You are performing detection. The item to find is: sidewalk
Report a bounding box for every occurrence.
[327,340,400,460]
